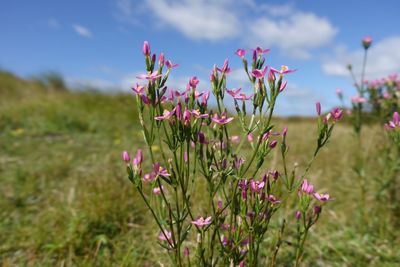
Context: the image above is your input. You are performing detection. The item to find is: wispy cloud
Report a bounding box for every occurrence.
[73,24,93,38]
[322,36,400,79]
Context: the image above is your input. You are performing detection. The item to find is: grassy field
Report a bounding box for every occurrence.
[0,71,399,266]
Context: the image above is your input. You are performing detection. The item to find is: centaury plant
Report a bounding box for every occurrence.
[123,41,342,266]
[338,36,400,229]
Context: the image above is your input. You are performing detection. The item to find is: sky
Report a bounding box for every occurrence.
[1,0,400,115]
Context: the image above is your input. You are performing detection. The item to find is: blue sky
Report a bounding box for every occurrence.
[1,0,400,115]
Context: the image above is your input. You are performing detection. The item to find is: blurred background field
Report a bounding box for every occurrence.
[1,71,399,266]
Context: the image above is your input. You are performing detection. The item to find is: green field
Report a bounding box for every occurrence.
[1,71,399,266]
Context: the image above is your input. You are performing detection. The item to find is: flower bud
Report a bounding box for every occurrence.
[247,133,254,142]
[282,127,288,137]
[314,205,322,215]
[346,63,352,70]
[268,70,276,83]
[158,52,165,66]
[295,211,301,220]
[362,36,372,50]
[122,151,130,163]
[184,247,190,257]
[269,140,278,148]
[143,41,150,56]
[316,101,321,116]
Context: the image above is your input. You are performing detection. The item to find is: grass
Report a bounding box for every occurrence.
[0,71,399,266]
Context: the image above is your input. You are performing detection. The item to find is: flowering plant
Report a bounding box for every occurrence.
[338,37,400,228]
[123,41,341,266]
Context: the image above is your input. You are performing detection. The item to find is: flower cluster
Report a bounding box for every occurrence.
[122,41,340,266]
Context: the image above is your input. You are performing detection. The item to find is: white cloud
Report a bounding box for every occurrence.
[73,24,92,38]
[322,36,400,79]
[249,12,337,59]
[145,0,241,41]
[114,1,337,58]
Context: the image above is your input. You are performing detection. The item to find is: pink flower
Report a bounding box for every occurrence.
[143,41,150,56]
[316,101,321,116]
[336,88,343,96]
[235,48,246,58]
[153,162,171,177]
[393,112,399,125]
[314,192,332,202]
[190,109,209,119]
[136,71,162,81]
[143,172,156,182]
[385,112,400,130]
[155,109,175,121]
[183,109,191,125]
[211,112,234,125]
[251,66,268,79]
[250,179,265,193]
[201,91,210,106]
[234,93,253,101]
[132,149,143,167]
[165,60,179,69]
[230,135,240,143]
[238,179,249,190]
[330,107,343,121]
[383,92,391,99]
[217,59,231,74]
[247,133,254,142]
[189,76,200,88]
[191,216,212,227]
[351,95,367,104]
[226,88,242,97]
[270,65,297,76]
[158,230,172,242]
[122,151,130,163]
[362,36,373,49]
[153,186,164,195]
[266,194,281,204]
[301,179,314,194]
[131,84,145,95]
[252,46,270,55]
